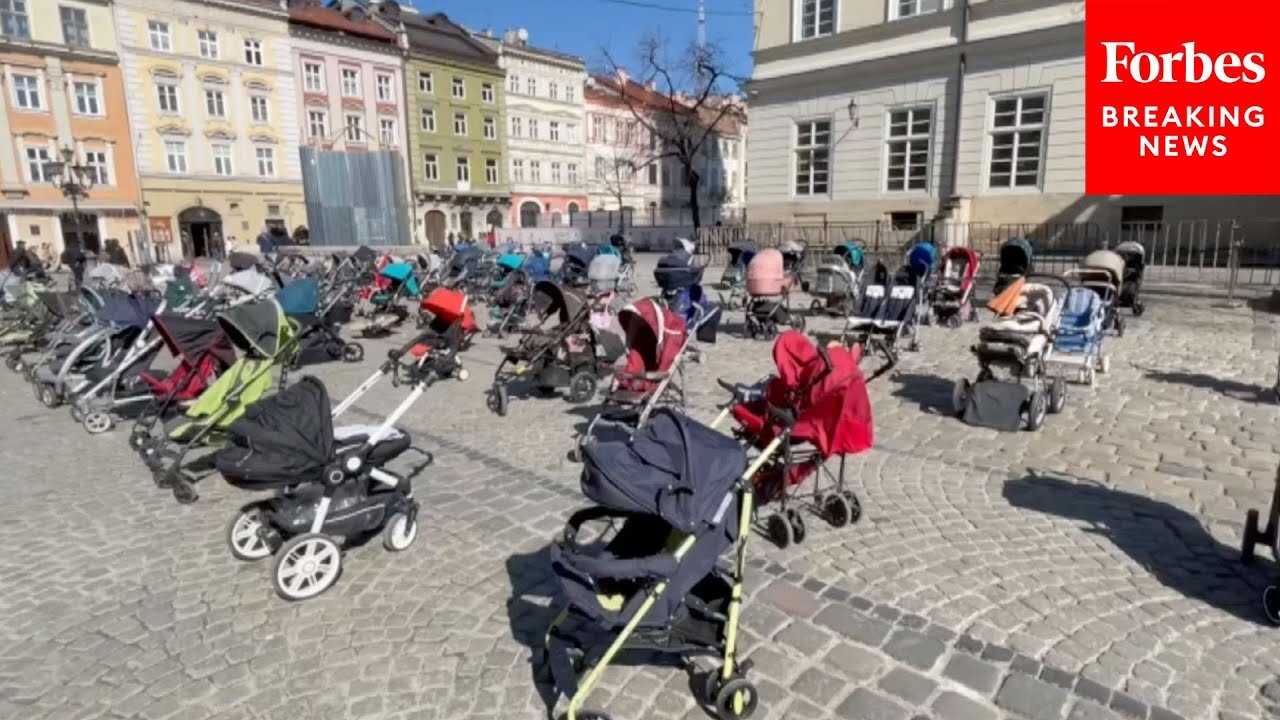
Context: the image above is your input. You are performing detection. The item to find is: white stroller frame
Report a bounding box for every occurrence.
[808,258,862,316]
[1052,272,1113,386]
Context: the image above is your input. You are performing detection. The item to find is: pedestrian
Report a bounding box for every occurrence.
[255,225,277,263]
[61,239,86,289]
[8,240,36,277]
[104,238,130,267]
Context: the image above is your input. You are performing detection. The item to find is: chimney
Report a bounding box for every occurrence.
[646,80,655,91]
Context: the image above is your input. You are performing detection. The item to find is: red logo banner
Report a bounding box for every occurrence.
[1085,0,1280,194]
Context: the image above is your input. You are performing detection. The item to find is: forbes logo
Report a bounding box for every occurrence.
[1100,41,1266,84]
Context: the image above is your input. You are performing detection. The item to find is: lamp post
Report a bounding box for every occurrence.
[43,146,96,286]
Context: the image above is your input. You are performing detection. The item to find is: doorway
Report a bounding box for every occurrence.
[519,200,541,228]
[61,212,100,255]
[178,206,223,258]
[485,209,503,230]
[425,210,446,247]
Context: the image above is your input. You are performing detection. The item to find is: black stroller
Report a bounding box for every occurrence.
[560,242,594,288]
[1114,241,1146,316]
[278,276,364,366]
[995,238,1033,295]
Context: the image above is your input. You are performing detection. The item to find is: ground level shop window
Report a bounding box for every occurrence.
[989,92,1047,189]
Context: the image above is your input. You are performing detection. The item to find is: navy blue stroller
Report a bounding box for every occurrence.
[656,249,721,344]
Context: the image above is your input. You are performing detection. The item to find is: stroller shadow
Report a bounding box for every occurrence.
[1142,368,1274,404]
[890,373,957,415]
[1003,472,1272,626]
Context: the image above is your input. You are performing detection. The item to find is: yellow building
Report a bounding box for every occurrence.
[114,0,303,258]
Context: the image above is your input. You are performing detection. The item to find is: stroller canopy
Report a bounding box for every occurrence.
[587,254,622,292]
[655,250,704,293]
[217,376,335,489]
[97,293,160,329]
[228,252,259,271]
[533,281,586,325]
[564,242,595,270]
[999,238,1034,274]
[223,268,275,297]
[1080,250,1125,286]
[944,246,980,279]
[217,298,293,358]
[153,313,236,367]
[1115,241,1146,265]
[524,252,552,281]
[596,244,621,257]
[276,276,321,316]
[771,332,873,457]
[448,250,478,274]
[87,263,127,287]
[906,241,937,277]
[727,242,757,266]
[497,253,524,271]
[619,298,687,374]
[352,246,376,265]
[834,243,864,269]
[380,262,421,295]
[37,290,81,318]
[747,248,787,296]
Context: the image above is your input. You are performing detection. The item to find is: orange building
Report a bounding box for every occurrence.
[0,1,141,265]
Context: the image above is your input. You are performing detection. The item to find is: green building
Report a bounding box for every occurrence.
[363,2,508,245]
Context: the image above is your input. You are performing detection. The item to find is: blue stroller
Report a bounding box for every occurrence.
[719,242,756,310]
[279,276,364,366]
[656,249,721,345]
[365,262,419,338]
[1051,285,1108,390]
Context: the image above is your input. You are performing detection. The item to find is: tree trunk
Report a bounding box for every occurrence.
[688,171,702,232]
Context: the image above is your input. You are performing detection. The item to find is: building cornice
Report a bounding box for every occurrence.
[289,24,402,57]
[0,39,119,65]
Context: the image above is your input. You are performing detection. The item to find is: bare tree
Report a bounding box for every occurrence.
[590,140,651,232]
[601,36,744,232]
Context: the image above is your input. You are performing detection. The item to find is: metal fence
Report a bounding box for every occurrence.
[301,147,411,247]
[698,219,1280,290]
[564,207,745,231]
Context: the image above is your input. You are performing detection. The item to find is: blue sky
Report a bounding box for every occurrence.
[402,0,755,83]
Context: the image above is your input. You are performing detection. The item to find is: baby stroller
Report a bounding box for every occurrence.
[656,248,721,348]
[994,238,1033,295]
[11,289,97,377]
[138,298,299,504]
[1049,284,1109,387]
[524,248,553,282]
[744,248,805,339]
[216,295,470,601]
[485,268,536,338]
[278,276,364,366]
[718,333,872,549]
[927,246,980,327]
[587,253,621,297]
[545,408,782,720]
[609,234,638,297]
[561,242,595,288]
[488,281,622,416]
[129,313,237,444]
[808,243,864,316]
[1115,241,1146,316]
[954,275,1069,432]
[1076,250,1126,336]
[719,242,756,310]
[222,267,277,303]
[441,245,481,290]
[779,241,805,290]
[364,262,419,338]
[842,262,923,374]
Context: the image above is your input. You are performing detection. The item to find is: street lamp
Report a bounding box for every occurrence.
[43,145,96,275]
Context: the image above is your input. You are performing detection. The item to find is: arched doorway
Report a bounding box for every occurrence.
[567,202,580,215]
[424,210,446,247]
[519,200,541,228]
[177,206,221,258]
[485,209,503,230]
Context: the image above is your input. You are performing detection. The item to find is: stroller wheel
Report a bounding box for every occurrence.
[1048,376,1068,414]
[82,411,113,435]
[128,431,147,452]
[567,372,598,404]
[273,533,342,601]
[1099,355,1111,375]
[488,385,510,416]
[1025,391,1047,431]
[227,505,273,561]
[342,343,364,363]
[713,676,760,720]
[4,353,19,372]
[69,403,84,423]
[37,384,60,409]
[382,513,418,552]
[809,299,823,313]
[1242,508,1262,563]
[946,314,963,329]
[824,493,853,528]
[952,379,969,417]
[1116,318,1126,337]
[792,314,807,332]
[843,491,863,523]
[766,513,792,549]
[1264,586,1280,626]
[1133,301,1145,316]
[785,508,807,543]
[171,475,199,504]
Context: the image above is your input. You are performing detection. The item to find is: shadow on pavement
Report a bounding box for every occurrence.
[1141,368,1274,404]
[1003,472,1272,626]
[890,372,958,415]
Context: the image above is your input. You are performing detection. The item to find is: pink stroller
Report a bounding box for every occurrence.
[744,248,805,339]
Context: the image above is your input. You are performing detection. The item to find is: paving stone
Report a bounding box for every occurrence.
[1109,690,1150,719]
[814,606,893,648]
[943,653,1002,694]
[932,691,1000,720]
[996,673,1071,720]
[877,667,937,705]
[835,688,911,720]
[882,629,946,672]
[823,642,885,682]
[1069,700,1128,720]
[790,668,847,707]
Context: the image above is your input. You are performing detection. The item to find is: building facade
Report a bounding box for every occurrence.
[746,0,1273,232]
[476,29,586,229]
[0,0,143,263]
[583,76,657,221]
[115,0,302,258]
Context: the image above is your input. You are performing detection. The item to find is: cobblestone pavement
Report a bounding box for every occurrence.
[1,257,1279,720]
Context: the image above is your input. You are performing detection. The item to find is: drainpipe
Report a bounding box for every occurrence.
[942,0,971,209]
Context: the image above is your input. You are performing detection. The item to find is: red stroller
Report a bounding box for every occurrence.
[927,246,980,327]
[128,314,236,451]
[607,298,689,412]
[721,331,874,548]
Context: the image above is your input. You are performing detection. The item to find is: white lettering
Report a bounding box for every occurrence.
[1101,41,1266,83]
[1102,106,1118,127]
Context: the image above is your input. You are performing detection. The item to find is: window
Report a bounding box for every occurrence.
[420,108,436,132]
[510,116,522,137]
[244,39,263,66]
[594,157,608,179]
[797,0,834,40]
[211,143,233,176]
[511,159,524,182]
[164,140,187,173]
[508,74,519,94]
[549,121,560,142]
[483,116,496,140]
[551,162,562,184]
[892,0,937,20]
[528,119,539,140]
[147,20,170,51]
[548,81,558,100]
[451,77,465,99]
[12,74,40,110]
[485,159,498,184]
[2,0,30,39]
[341,68,360,97]
[379,117,396,145]
[204,89,226,119]
[794,119,831,196]
[418,72,433,93]
[566,124,578,144]
[889,211,922,230]
[648,163,658,185]
[526,77,536,96]
[198,30,219,59]
[73,81,101,116]
[375,74,394,103]
[988,93,1047,189]
[886,107,931,191]
[529,160,541,183]
[567,163,578,185]
[455,156,469,183]
[255,147,275,177]
[307,110,328,139]
[83,149,109,185]
[591,116,606,142]
[250,95,269,123]
[423,154,438,181]
[24,146,50,182]
[566,84,576,103]
[303,62,324,92]
[345,114,363,142]
[453,112,467,136]
[60,6,89,48]
[481,83,494,103]
[156,83,179,113]
[1121,205,1163,226]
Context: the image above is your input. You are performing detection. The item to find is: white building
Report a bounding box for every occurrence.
[474,28,587,228]
[746,0,1272,234]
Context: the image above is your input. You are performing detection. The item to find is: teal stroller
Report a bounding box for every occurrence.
[363,262,419,338]
[486,253,532,338]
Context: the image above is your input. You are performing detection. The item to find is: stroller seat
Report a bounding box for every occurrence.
[334,425,412,465]
[873,286,916,329]
[845,286,886,329]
